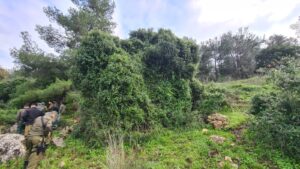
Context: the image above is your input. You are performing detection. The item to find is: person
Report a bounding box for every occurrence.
[47,101,53,111]
[23,111,57,169]
[37,102,46,112]
[48,101,59,112]
[58,101,66,122]
[22,103,44,137]
[16,104,30,134]
[51,101,61,128]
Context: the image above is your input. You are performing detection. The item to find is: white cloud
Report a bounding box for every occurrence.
[188,0,300,39]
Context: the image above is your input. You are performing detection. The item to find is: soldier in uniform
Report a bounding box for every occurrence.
[22,103,44,137]
[16,104,29,134]
[23,111,57,169]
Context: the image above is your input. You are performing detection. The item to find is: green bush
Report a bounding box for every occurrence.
[145,77,193,127]
[190,79,205,110]
[250,92,278,115]
[0,109,18,125]
[65,91,82,114]
[250,59,300,160]
[10,78,37,99]
[73,30,220,146]
[199,86,228,115]
[0,77,28,103]
[73,31,155,146]
[10,79,72,108]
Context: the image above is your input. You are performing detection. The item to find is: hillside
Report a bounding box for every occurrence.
[2,77,299,169]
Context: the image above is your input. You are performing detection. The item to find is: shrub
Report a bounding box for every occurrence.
[0,77,27,103]
[65,91,82,114]
[73,30,214,146]
[250,92,278,115]
[199,86,228,115]
[146,77,193,127]
[0,109,18,125]
[9,79,72,108]
[73,32,154,145]
[190,79,205,111]
[250,59,300,160]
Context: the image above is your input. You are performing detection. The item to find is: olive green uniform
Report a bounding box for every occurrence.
[24,115,53,169]
[16,108,27,134]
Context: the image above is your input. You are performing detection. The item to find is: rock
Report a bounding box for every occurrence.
[218,156,238,169]
[209,135,226,144]
[0,134,26,163]
[59,126,73,138]
[207,113,229,129]
[52,137,65,147]
[202,128,208,134]
[218,161,238,169]
[231,163,239,169]
[208,149,219,158]
[224,156,232,162]
[59,161,65,168]
[9,123,18,133]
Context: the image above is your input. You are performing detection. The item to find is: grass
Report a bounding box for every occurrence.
[206,76,276,129]
[2,128,299,169]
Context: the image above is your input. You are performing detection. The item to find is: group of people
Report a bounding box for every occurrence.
[16,101,66,169]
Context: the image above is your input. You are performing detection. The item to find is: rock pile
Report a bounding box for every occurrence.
[207,113,229,129]
[0,134,26,163]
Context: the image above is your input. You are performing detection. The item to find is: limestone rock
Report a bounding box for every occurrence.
[209,135,226,144]
[224,156,232,162]
[0,134,26,163]
[207,113,229,129]
[59,161,66,168]
[52,137,65,147]
[9,123,17,133]
[202,128,208,134]
[218,156,238,169]
[59,126,73,138]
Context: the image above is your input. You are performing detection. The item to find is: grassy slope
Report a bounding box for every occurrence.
[1,77,299,169]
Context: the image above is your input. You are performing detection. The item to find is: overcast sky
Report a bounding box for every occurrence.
[1,0,300,69]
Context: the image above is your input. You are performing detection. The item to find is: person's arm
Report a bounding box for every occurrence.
[16,110,21,122]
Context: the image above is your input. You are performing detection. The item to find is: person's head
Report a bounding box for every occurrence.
[53,101,58,106]
[30,103,37,108]
[24,103,30,109]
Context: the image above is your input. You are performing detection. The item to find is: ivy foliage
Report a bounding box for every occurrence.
[72,30,216,146]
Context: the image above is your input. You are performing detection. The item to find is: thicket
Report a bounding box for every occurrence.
[250,59,300,160]
[72,30,226,146]
[9,79,72,108]
[0,77,28,103]
[0,109,18,125]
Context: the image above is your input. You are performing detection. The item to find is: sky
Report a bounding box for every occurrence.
[1,0,300,69]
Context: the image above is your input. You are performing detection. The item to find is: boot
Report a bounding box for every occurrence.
[23,161,29,169]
